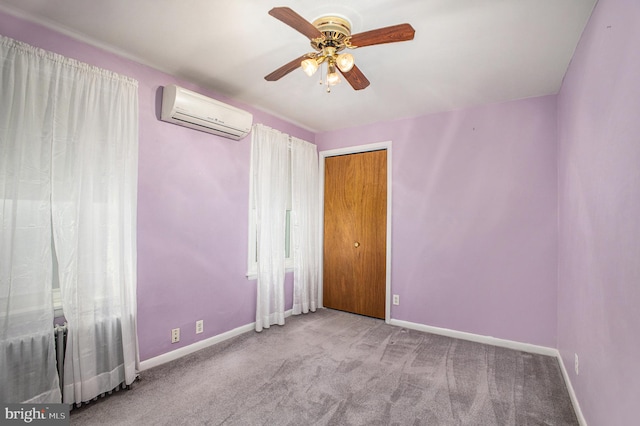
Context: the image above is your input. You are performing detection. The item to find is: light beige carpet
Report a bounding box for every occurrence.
[71,309,578,425]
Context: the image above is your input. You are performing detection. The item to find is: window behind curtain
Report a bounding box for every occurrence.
[247,143,294,279]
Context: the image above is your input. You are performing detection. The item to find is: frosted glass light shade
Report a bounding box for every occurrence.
[301,58,319,77]
[336,53,354,72]
[326,71,341,86]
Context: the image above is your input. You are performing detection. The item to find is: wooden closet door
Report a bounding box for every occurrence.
[323,150,387,319]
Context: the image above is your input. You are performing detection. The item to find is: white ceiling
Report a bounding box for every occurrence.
[0,0,596,132]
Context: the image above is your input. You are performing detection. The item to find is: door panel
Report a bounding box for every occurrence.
[323,150,387,319]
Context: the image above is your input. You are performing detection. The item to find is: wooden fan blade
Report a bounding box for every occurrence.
[264,54,308,81]
[348,23,415,48]
[269,7,322,40]
[339,64,370,90]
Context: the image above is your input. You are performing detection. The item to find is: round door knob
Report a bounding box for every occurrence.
[354,242,360,248]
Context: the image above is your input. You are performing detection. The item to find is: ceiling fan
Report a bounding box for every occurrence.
[264,7,415,92]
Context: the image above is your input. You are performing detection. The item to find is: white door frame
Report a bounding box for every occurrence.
[318,141,393,323]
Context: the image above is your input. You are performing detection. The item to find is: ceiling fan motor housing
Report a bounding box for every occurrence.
[310,16,352,52]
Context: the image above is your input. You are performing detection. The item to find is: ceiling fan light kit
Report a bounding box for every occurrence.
[265,7,415,93]
[325,63,341,88]
[301,58,319,77]
[336,53,355,73]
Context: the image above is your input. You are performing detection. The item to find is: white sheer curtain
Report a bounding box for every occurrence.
[252,124,289,331]
[290,138,319,314]
[250,125,319,331]
[0,35,139,405]
[0,36,61,403]
[51,55,139,405]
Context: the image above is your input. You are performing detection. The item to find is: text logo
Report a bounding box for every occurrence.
[2,404,69,425]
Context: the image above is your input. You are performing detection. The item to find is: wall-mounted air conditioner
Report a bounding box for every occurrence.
[160,84,253,140]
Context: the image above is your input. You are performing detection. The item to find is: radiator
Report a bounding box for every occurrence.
[0,329,58,403]
[53,323,67,399]
[0,322,130,404]
[54,319,131,407]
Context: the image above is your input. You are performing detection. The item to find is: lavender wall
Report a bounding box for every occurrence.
[10,10,638,423]
[316,96,559,348]
[0,10,313,361]
[557,0,640,424]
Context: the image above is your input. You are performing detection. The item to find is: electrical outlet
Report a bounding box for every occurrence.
[196,320,204,334]
[574,353,579,375]
[393,294,400,305]
[171,328,180,343]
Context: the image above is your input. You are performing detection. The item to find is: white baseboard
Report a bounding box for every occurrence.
[389,318,586,425]
[556,350,587,426]
[139,309,293,371]
[389,319,557,356]
[139,322,254,371]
